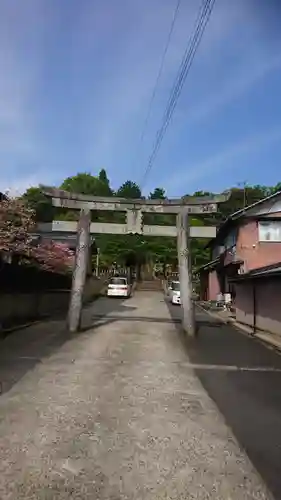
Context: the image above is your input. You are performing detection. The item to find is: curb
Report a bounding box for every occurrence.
[0,319,46,339]
[198,304,281,354]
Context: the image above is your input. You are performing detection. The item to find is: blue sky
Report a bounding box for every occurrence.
[1,0,281,197]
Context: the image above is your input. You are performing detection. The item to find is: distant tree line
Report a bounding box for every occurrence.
[21,170,281,272]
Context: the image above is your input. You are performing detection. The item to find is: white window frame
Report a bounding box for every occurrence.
[258,221,281,242]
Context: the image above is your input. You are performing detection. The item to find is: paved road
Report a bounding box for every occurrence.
[169,302,281,500]
[0,292,278,499]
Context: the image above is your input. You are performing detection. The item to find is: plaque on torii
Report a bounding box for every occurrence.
[126,208,143,234]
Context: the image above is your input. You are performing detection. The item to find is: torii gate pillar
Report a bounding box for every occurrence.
[67,208,91,333]
[177,210,195,337]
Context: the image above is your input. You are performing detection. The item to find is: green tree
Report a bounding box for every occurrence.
[22,174,281,276]
[191,190,213,197]
[217,186,267,222]
[149,187,166,199]
[117,181,141,199]
[59,171,113,221]
[61,172,112,197]
[98,168,110,187]
[271,182,281,194]
[22,186,54,222]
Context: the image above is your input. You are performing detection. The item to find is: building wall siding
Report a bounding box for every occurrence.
[235,279,281,336]
[236,221,281,271]
[235,283,254,326]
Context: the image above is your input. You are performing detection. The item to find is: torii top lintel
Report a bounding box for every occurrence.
[43,187,230,214]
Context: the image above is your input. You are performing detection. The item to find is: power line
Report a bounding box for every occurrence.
[133,0,182,168]
[141,0,215,187]
[140,0,216,189]
[155,0,213,147]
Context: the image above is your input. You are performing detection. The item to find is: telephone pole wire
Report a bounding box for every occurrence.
[140,0,216,189]
[133,0,182,170]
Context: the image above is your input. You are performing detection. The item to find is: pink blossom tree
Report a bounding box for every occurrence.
[32,241,75,274]
[0,198,35,255]
[0,197,74,274]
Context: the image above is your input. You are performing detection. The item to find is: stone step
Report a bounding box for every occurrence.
[136,280,163,291]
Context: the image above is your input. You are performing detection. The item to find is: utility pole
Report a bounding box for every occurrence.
[67,208,91,333]
[177,210,196,337]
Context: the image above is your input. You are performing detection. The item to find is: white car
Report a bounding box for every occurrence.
[169,280,181,305]
[107,277,131,298]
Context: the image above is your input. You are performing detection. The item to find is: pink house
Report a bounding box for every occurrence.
[199,191,281,336]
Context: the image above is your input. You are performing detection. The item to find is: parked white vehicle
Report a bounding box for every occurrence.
[107,276,131,298]
[167,280,181,305]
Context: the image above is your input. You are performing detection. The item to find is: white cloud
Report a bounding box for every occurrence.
[167,126,281,191]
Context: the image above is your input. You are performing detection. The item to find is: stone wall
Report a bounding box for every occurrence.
[0,276,107,333]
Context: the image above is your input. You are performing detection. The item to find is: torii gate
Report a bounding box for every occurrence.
[43,188,229,336]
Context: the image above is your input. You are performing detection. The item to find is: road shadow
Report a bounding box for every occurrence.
[81,315,181,330]
[0,292,177,395]
[168,305,281,499]
[0,296,134,396]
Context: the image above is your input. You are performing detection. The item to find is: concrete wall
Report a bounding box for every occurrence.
[237,221,281,271]
[0,276,107,331]
[236,279,281,336]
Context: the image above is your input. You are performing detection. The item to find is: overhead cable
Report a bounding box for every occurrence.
[133,0,182,169]
[141,0,216,189]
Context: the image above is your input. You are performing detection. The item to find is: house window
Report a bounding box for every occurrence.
[258,221,281,242]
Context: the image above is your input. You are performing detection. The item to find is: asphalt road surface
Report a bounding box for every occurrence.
[0,291,280,499]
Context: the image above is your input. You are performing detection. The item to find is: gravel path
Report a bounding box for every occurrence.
[0,292,273,499]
